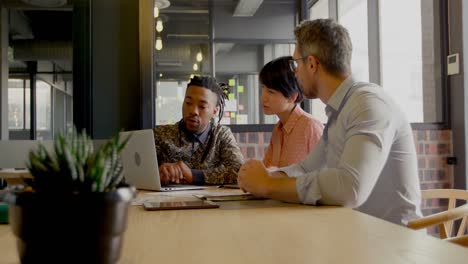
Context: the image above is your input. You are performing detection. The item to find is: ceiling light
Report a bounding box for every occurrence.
[233,0,264,17]
[196,51,203,62]
[155,37,163,51]
[154,0,170,20]
[193,63,198,71]
[159,73,163,77]
[156,19,163,32]
[154,0,171,11]
[154,6,159,18]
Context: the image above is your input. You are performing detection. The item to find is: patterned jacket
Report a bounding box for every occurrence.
[153,121,244,185]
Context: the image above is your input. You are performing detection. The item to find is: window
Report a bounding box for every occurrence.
[4,7,73,138]
[8,75,71,140]
[153,0,445,127]
[155,80,187,125]
[338,0,369,82]
[154,0,297,126]
[214,43,295,125]
[380,0,442,122]
[36,81,52,133]
[8,78,31,131]
[153,0,211,126]
[8,79,26,130]
[307,0,444,124]
[309,0,329,124]
[310,0,329,19]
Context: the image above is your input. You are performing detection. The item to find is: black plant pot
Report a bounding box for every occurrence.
[5,186,135,264]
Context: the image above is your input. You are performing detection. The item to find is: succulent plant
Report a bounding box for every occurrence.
[26,128,130,193]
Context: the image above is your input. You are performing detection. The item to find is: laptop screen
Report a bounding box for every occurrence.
[119,130,163,191]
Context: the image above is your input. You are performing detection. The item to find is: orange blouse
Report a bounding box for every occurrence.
[263,105,323,168]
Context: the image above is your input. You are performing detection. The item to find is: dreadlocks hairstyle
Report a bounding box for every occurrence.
[187,75,230,123]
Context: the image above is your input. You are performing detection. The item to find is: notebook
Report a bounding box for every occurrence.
[119,129,206,192]
[143,200,219,210]
[193,193,267,201]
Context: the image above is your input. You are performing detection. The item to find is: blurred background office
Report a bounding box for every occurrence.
[0,0,467,234]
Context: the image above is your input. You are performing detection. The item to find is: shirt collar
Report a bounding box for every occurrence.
[281,104,306,134]
[326,75,356,114]
[179,121,211,144]
[195,122,211,144]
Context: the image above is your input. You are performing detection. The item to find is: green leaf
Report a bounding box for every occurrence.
[27,126,130,193]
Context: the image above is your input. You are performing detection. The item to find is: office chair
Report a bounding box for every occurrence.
[407,189,468,247]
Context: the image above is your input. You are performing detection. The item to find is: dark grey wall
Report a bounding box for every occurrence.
[451,0,467,189]
[74,0,142,139]
[92,0,141,139]
[213,1,296,40]
[215,44,261,73]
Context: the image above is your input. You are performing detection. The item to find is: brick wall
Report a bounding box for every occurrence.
[234,131,271,161]
[234,129,454,236]
[415,130,453,207]
[414,130,454,236]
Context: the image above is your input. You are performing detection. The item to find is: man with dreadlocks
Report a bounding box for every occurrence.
[153,75,244,185]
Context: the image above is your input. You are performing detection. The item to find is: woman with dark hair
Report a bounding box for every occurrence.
[260,56,323,168]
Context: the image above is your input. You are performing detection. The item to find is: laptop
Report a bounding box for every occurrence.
[119,129,205,191]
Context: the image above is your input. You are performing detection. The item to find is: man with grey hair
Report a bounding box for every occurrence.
[238,19,422,225]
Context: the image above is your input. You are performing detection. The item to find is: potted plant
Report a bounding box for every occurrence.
[5,129,134,264]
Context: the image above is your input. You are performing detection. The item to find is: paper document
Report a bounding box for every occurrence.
[193,193,267,202]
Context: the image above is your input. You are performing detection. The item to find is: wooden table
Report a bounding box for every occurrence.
[1,187,468,264]
[0,169,32,186]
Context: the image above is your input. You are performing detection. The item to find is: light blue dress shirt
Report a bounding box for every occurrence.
[280,76,423,225]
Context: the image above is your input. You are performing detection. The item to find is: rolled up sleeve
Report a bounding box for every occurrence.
[296,172,322,204]
[277,139,326,204]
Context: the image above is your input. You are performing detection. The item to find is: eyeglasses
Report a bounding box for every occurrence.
[288,56,308,72]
